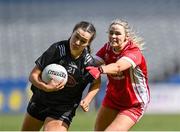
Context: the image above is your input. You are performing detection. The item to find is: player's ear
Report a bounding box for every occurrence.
[125,34,129,42]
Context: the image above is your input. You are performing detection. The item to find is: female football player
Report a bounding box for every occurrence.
[21,21,100,131]
[86,19,150,131]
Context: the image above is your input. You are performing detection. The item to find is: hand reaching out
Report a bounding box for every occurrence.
[86,66,103,79]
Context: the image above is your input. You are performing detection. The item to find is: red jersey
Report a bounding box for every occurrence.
[95,41,150,108]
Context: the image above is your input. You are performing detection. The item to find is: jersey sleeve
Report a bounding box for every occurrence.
[84,49,97,66]
[83,52,98,82]
[95,43,108,63]
[35,43,59,70]
[121,48,142,68]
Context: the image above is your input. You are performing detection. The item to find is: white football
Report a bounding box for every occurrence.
[41,64,68,84]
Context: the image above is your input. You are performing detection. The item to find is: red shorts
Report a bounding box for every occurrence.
[102,95,146,122]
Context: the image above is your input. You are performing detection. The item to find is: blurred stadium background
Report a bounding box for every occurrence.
[0,0,180,130]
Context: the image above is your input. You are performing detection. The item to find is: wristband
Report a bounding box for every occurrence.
[98,66,104,74]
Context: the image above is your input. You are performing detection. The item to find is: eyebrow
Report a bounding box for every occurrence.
[109,30,121,32]
[75,31,89,42]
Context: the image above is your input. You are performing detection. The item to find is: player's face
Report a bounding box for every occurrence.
[70,28,92,51]
[108,24,127,50]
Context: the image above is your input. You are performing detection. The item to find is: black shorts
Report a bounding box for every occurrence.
[27,95,78,126]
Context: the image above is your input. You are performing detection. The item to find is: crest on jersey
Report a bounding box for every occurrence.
[66,74,78,87]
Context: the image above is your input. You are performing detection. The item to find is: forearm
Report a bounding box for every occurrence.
[29,73,47,91]
[84,88,99,103]
[80,79,100,112]
[29,66,48,91]
[83,80,100,103]
[86,59,131,80]
[101,58,132,74]
[101,63,120,74]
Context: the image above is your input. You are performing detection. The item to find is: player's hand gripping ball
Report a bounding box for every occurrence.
[41,64,68,85]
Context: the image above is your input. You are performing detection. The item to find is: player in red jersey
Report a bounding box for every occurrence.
[86,19,150,131]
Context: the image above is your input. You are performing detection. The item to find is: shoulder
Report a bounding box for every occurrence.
[83,48,96,66]
[123,41,141,54]
[50,40,69,56]
[102,42,111,51]
[51,40,68,48]
[83,48,93,60]
[96,42,111,55]
[121,42,144,67]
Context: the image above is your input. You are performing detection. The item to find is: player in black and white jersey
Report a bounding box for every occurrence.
[21,21,100,131]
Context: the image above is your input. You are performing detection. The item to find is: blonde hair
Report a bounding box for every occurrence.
[109,19,145,50]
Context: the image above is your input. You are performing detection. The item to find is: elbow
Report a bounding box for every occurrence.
[29,72,36,83]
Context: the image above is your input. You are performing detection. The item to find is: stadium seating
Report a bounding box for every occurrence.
[0,0,180,82]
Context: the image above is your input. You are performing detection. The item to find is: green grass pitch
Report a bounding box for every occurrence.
[0,112,180,131]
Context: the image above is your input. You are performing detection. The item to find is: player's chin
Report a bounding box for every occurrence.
[110,42,118,47]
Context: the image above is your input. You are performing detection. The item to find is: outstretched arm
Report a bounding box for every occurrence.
[80,78,101,112]
[86,58,132,79]
[101,58,132,74]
